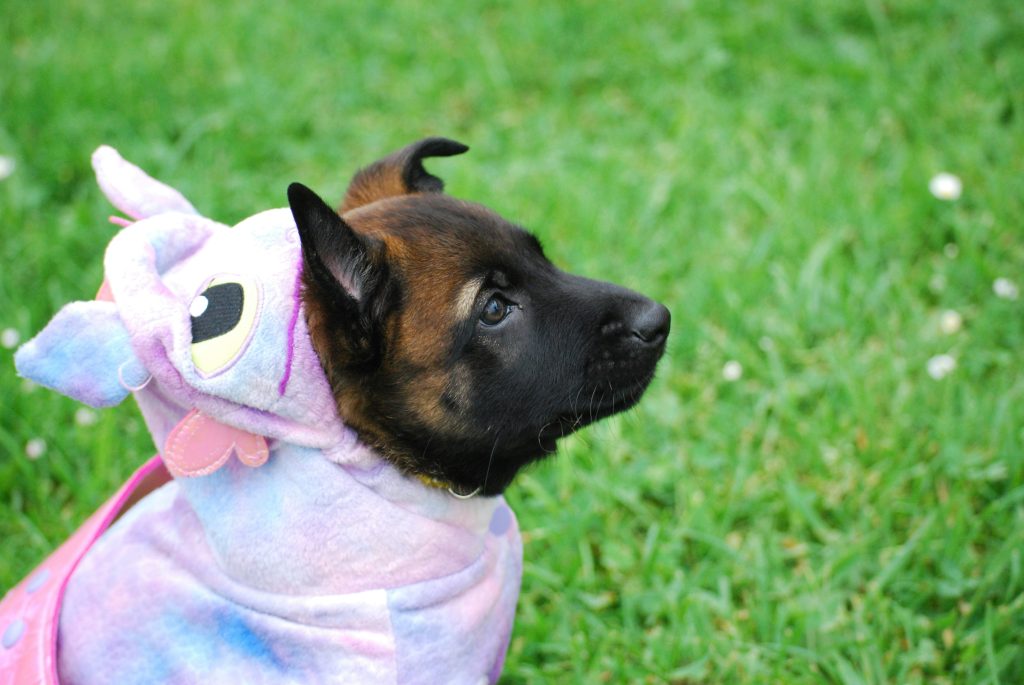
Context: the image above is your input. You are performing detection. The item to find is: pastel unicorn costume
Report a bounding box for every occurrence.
[1,147,522,684]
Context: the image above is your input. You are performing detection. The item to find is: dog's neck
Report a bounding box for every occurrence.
[133,381,504,596]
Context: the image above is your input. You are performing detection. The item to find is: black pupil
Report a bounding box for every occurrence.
[191,282,244,343]
[481,296,507,325]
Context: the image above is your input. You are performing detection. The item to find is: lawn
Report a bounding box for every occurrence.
[2,1,1023,682]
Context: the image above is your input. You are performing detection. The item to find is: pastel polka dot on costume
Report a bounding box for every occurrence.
[489,505,512,536]
[2,618,25,649]
[26,568,50,594]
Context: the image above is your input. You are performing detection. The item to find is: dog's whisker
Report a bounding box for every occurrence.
[571,384,586,416]
[587,385,600,422]
[483,433,500,491]
[537,421,554,447]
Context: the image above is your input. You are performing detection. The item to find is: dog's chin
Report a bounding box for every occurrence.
[544,374,656,439]
[352,358,665,497]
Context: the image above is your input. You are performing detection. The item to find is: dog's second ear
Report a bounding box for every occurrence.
[340,137,469,213]
[289,182,386,368]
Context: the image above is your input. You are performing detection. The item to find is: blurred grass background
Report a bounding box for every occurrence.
[2,1,1023,682]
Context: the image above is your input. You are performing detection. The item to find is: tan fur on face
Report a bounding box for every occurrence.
[299,135,545,486]
[455,277,485,323]
[304,197,506,467]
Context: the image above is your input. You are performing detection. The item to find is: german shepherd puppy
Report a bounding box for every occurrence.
[289,137,670,496]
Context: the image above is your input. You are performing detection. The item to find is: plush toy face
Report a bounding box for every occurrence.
[15,148,342,453]
[132,210,307,411]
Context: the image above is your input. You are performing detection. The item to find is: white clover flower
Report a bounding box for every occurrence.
[939,310,962,335]
[929,173,962,201]
[25,438,46,460]
[0,156,15,181]
[927,354,956,380]
[722,360,743,381]
[1,328,19,349]
[943,243,959,259]
[993,277,1019,301]
[74,408,99,427]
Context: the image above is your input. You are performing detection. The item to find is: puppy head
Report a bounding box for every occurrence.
[289,138,669,495]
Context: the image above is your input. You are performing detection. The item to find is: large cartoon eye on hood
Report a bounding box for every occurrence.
[189,275,260,376]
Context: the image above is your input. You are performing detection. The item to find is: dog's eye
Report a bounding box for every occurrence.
[189,275,260,375]
[480,295,512,326]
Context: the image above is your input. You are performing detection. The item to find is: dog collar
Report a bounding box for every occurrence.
[416,474,482,499]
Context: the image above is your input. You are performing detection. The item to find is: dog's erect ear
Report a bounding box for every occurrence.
[340,137,469,213]
[289,182,381,302]
[289,182,389,368]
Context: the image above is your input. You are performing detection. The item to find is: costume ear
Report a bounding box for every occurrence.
[14,301,149,408]
[92,145,199,220]
[340,137,469,213]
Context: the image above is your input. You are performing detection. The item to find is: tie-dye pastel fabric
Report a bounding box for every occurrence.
[4,147,523,685]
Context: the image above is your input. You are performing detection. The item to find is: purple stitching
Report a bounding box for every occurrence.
[278,254,303,396]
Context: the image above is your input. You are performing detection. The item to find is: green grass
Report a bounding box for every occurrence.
[2,1,1023,682]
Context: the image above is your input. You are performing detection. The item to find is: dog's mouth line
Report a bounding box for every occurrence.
[548,377,653,431]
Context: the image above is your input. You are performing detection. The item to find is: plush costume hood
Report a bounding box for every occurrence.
[17,145,346,459]
[2,148,522,685]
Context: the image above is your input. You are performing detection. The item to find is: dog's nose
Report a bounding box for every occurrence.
[629,301,671,346]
